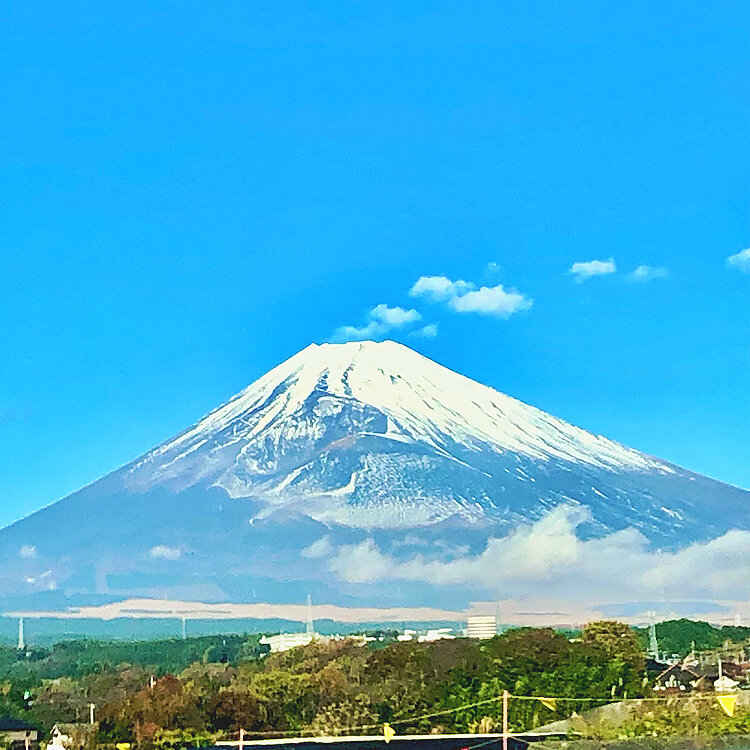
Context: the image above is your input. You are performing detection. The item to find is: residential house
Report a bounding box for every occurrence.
[653,664,700,692]
[0,717,39,750]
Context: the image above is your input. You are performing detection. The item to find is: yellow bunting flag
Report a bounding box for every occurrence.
[538,698,557,712]
[717,694,737,717]
[383,723,396,743]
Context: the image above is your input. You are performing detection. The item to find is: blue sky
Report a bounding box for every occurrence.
[1,1,748,528]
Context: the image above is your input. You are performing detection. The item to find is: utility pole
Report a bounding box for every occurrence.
[238,728,245,750]
[502,690,509,750]
[89,703,96,725]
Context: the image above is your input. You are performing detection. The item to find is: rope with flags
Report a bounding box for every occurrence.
[225,689,743,743]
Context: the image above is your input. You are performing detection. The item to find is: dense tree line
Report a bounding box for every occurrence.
[633,619,750,658]
[0,635,266,682]
[1,623,650,745]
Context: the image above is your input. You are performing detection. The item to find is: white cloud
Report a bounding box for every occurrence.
[331,304,421,343]
[370,303,421,327]
[13,597,462,625]
[410,274,532,319]
[640,530,750,594]
[329,539,393,582]
[150,545,181,561]
[19,545,37,559]
[410,323,439,339]
[569,258,617,283]
[727,248,750,273]
[409,276,474,302]
[327,505,750,605]
[449,284,533,317]
[334,267,530,343]
[332,321,383,342]
[629,265,669,282]
[301,536,334,559]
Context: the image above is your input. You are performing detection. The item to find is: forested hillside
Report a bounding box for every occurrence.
[1,624,646,744]
[4,620,750,745]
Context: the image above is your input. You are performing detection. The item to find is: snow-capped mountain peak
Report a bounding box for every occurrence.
[132,340,667,488]
[113,340,690,532]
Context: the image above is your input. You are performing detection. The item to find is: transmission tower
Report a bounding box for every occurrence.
[647,613,659,660]
[306,594,315,638]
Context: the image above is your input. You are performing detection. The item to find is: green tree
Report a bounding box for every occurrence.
[582,621,642,662]
[309,696,377,736]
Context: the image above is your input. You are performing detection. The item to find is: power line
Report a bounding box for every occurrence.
[217,690,743,742]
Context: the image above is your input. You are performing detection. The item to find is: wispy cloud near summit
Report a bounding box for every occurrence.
[331,304,421,342]
[410,322,439,339]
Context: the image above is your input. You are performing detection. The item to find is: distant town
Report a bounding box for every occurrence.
[259,608,499,653]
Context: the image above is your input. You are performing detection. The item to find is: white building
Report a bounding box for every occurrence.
[715,659,739,692]
[397,629,417,641]
[714,675,739,692]
[260,632,315,653]
[467,614,497,639]
[418,628,456,642]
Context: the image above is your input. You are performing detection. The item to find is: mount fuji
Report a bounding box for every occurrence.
[1,340,748,610]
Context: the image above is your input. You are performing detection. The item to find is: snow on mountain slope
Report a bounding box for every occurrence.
[126,341,670,492]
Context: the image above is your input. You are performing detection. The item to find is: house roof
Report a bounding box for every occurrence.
[0,716,38,732]
[655,664,699,681]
